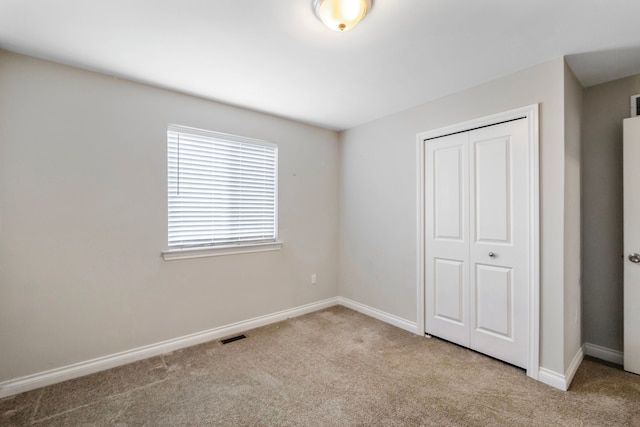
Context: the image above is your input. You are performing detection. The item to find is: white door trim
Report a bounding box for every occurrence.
[416,104,540,380]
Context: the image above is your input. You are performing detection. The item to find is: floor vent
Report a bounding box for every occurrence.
[220,334,247,345]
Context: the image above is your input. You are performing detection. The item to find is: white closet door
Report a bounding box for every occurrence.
[425,132,470,347]
[468,120,529,369]
[425,119,529,369]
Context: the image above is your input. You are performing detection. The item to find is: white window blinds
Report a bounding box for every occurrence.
[167,125,278,248]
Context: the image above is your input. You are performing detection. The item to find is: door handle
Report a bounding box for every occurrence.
[629,253,640,263]
[488,252,496,258]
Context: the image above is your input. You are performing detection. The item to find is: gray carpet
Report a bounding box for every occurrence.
[2,306,640,426]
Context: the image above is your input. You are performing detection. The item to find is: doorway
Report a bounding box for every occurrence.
[416,105,540,379]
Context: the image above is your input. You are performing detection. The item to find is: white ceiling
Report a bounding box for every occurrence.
[1,0,640,131]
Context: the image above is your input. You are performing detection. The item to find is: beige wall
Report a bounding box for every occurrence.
[582,73,640,352]
[563,61,583,369]
[0,51,340,381]
[339,58,571,374]
[0,48,592,384]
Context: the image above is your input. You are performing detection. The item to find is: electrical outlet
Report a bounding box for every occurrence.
[311,274,317,285]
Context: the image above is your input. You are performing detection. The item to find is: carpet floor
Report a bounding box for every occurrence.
[2,306,640,426]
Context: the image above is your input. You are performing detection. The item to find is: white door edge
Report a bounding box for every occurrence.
[623,117,640,375]
[416,104,540,380]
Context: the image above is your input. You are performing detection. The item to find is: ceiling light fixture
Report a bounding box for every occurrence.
[312,0,371,32]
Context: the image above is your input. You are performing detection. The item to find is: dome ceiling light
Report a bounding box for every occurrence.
[312,0,372,32]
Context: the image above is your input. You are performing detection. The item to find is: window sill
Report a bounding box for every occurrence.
[162,242,283,261]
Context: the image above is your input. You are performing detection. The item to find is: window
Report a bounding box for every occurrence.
[163,125,279,260]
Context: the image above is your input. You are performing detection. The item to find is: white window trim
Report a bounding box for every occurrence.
[164,124,280,260]
[162,241,283,261]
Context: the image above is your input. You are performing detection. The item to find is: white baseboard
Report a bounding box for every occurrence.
[0,297,340,399]
[538,368,567,391]
[338,296,419,334]
[0,296,458,398]
[537,346,584,391]
[584,342,624,365]
[564,345,584,389]
[0,293,581,396]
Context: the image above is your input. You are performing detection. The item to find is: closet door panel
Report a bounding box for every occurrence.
[425,133,470,347]
[469,119,529,369]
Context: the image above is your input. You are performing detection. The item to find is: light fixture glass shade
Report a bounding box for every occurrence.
[313,0,371,32]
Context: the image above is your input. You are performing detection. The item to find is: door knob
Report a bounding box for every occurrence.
[629,253,640,263]
[488,252,496,258]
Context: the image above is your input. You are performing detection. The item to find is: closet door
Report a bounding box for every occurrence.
[425,119,529,369]
[468,119,529,369]
[425,132,470,347]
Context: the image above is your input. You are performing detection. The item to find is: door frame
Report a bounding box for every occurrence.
[416,104,540,379]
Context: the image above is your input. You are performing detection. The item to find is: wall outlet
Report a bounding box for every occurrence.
[311,274,317,285]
